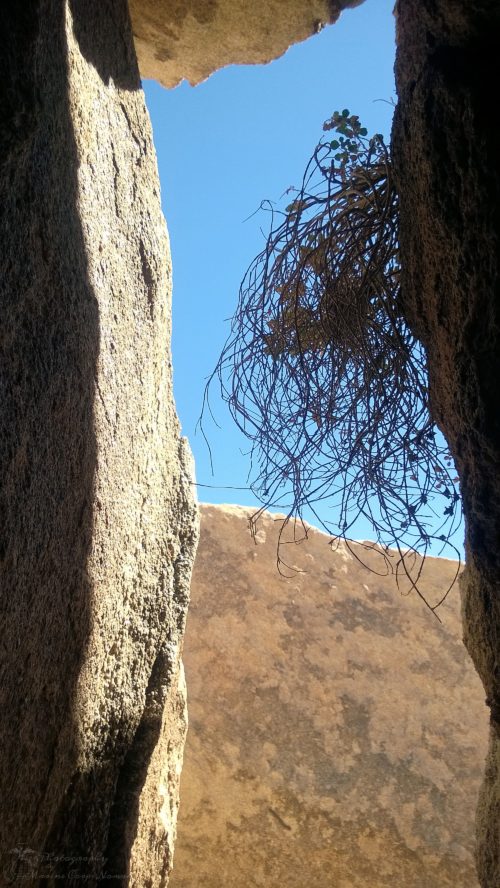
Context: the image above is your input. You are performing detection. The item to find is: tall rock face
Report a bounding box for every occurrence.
[171,504,488,888]
[0,3,197,884]
[392,2,500,884]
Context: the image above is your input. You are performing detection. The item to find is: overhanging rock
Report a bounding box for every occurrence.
[129,0,365,87]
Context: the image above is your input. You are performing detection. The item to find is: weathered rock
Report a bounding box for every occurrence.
[128,0,364,88]
[2,1,498,886]
[392,2,500,884]
[171,504,488,888]
[0,3,197,884]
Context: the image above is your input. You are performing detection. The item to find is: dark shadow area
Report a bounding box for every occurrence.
[0,1,99,881]
[0,0,144,884]
[392,3,500,884]
[70,0,141,90]
[101,648,172,886]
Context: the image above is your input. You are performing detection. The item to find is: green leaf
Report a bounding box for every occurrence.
[342,108,349,117]
[359,127,368,136]
[330,140,339,149]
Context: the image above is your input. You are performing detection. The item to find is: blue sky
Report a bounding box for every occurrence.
[143,0,463,558]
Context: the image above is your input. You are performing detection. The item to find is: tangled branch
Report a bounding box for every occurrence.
[203,111,462,613]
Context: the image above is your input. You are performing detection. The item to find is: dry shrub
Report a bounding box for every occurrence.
[203,112,462,613]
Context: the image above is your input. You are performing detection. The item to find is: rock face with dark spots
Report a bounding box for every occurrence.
[128,0,365,88]
[171,504,488,888]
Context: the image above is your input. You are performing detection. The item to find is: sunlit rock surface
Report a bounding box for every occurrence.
[0,4,198,882]
[129,0,364,88]
[171,503,488,888]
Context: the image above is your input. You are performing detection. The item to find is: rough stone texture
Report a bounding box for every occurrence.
[392,2,500,884]
[171,504,488,888]
[128,0,365,88]
[0,3,198,885]
[2,1,497,886]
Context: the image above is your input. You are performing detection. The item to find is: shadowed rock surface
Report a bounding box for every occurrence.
[392,3,500,883]
[171,504,488,888]
[0,3,197,884]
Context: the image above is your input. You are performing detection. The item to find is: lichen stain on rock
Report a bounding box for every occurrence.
[170,504,488,888]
